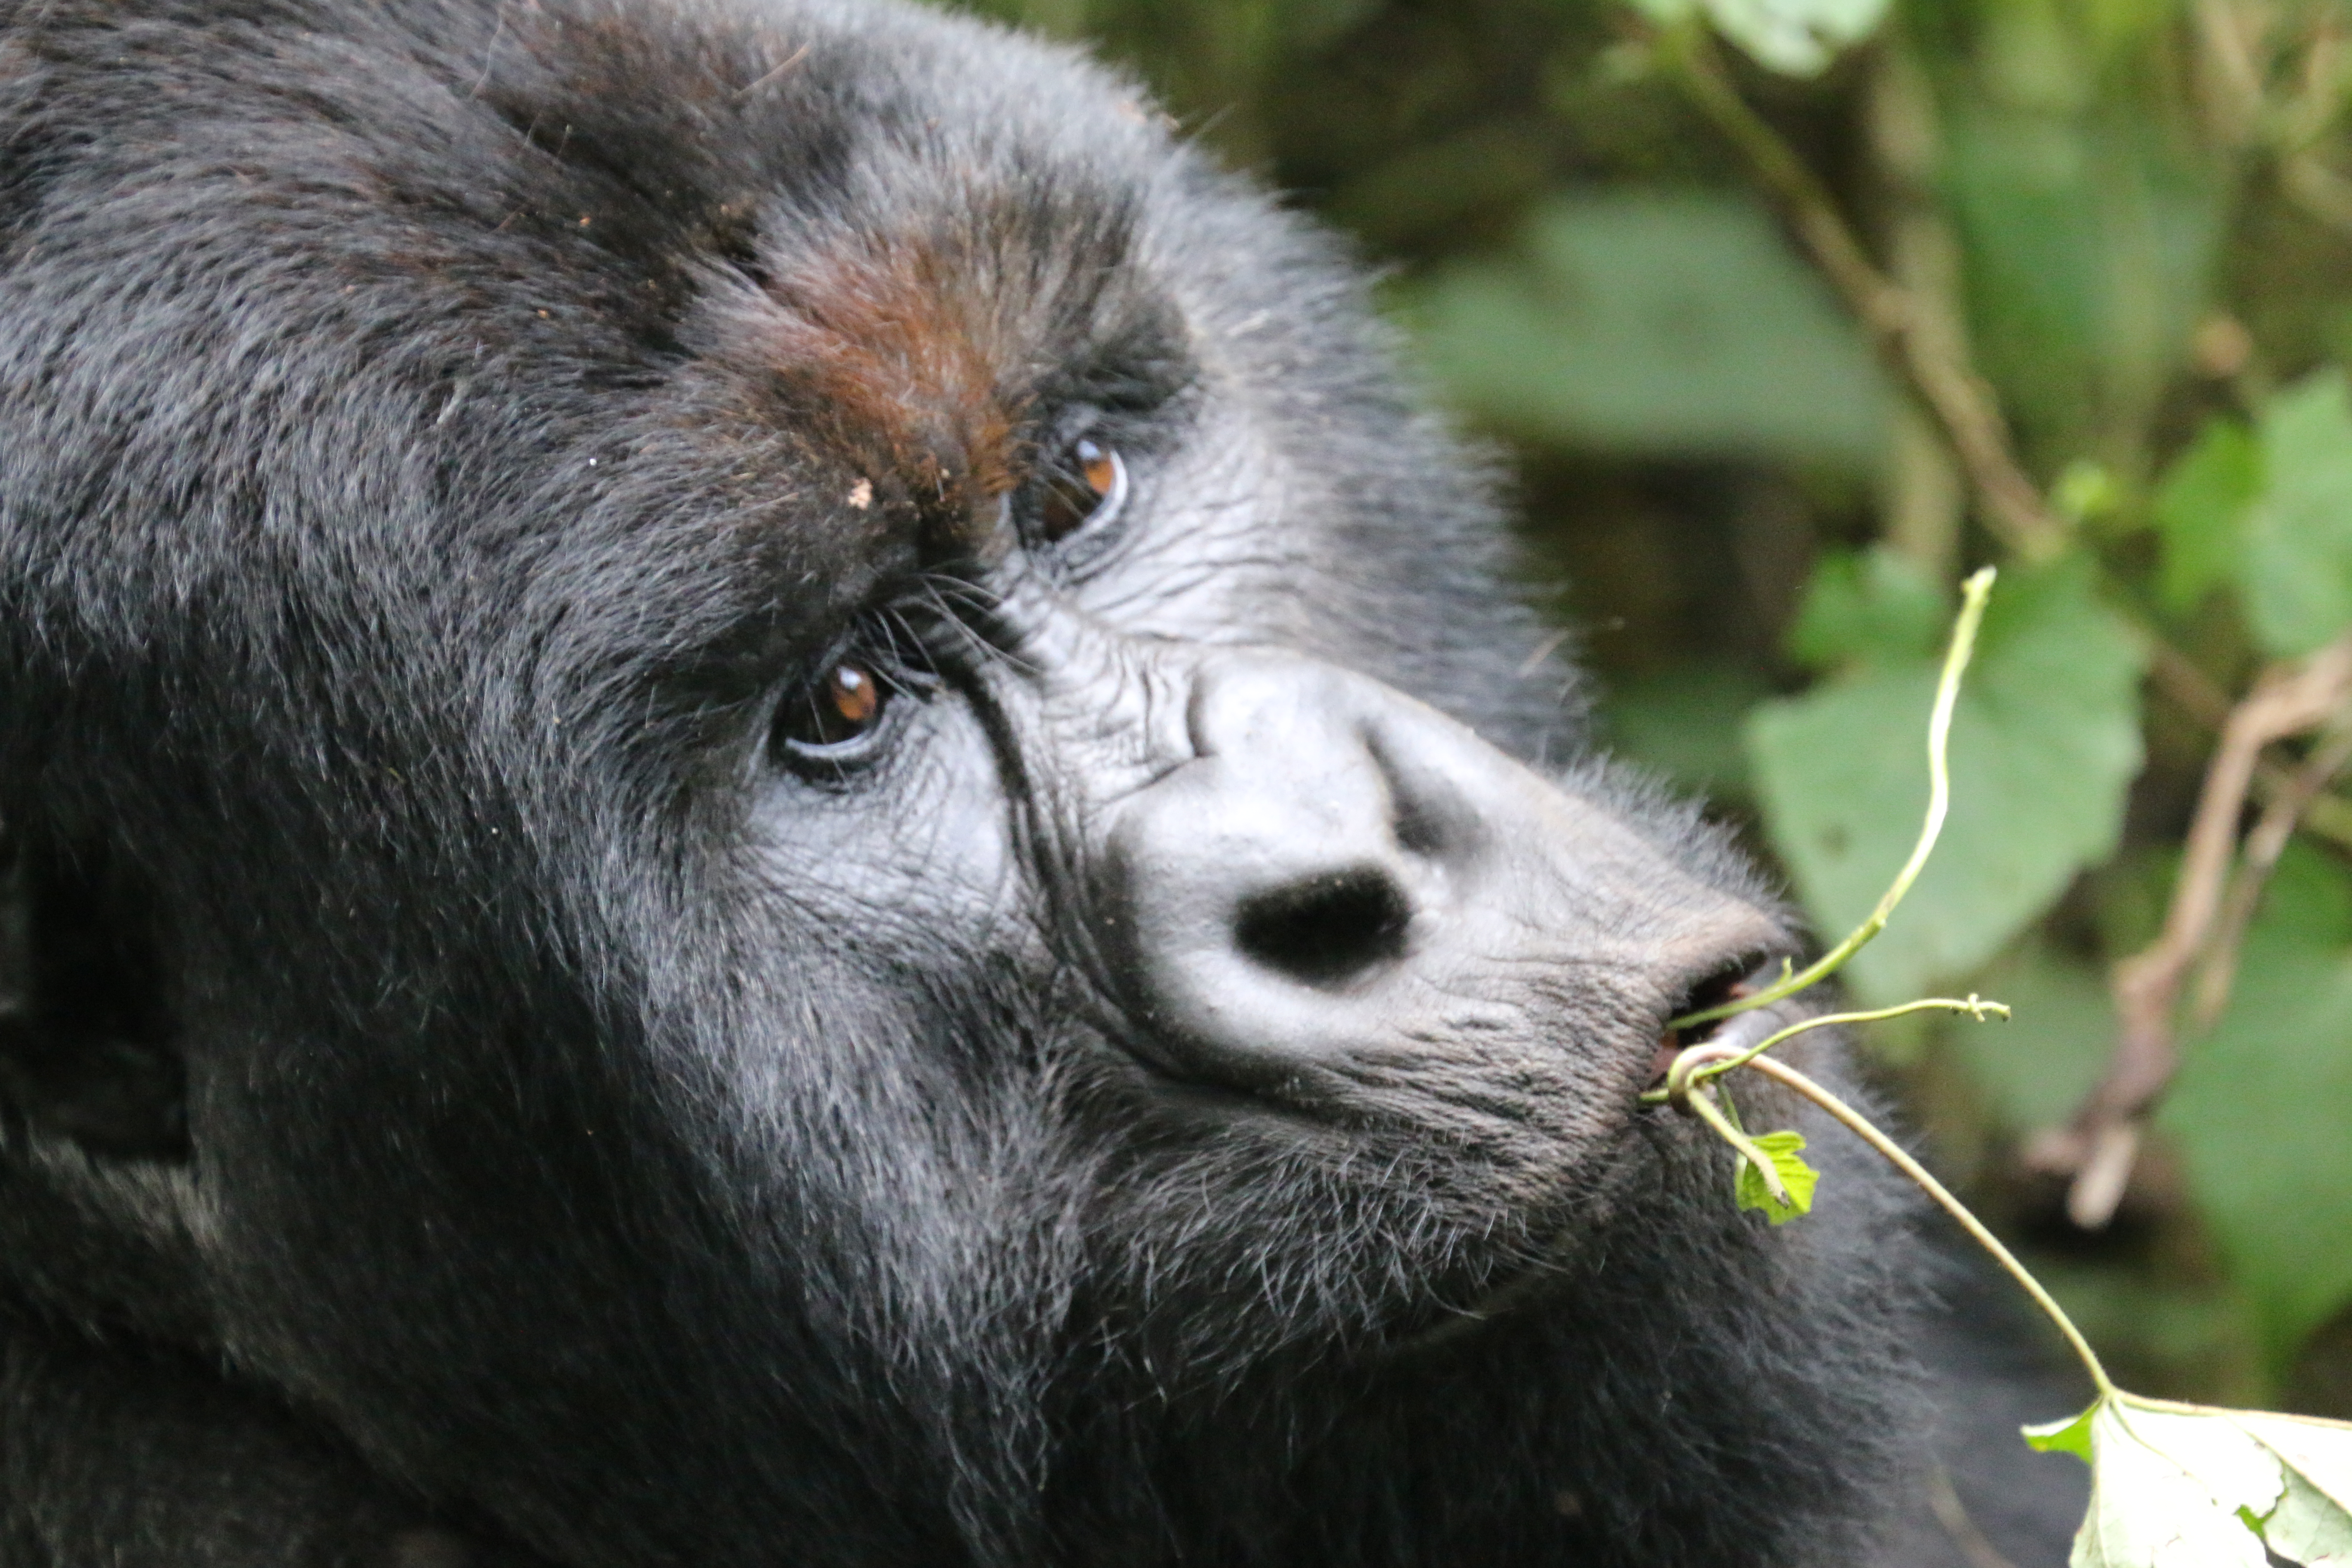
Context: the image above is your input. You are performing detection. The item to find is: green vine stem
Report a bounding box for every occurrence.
[1672,565,1997,1031]
[1643,563,2116,1405]
[1689,1041,2117,1399]
[1680,1081,1793,1204]
[1642,995,2009,1108]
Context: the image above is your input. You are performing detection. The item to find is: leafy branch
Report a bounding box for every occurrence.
[1639,0,2352,1249]
[1650,568,2352,1567]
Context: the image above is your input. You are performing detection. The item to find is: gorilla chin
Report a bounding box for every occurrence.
[0,0,2073,1565]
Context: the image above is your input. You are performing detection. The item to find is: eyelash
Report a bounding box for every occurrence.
[768,429,1133,774]
[766,615,940,774]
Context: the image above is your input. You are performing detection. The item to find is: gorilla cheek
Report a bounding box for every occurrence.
[751,697,1023,956]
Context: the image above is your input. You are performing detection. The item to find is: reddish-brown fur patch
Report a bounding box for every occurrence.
[749,233,1024,552]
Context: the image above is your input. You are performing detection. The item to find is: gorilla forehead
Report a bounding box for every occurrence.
[1,0,1559,936]
[0,0,1511,783]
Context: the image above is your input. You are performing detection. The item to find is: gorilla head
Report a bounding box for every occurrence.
[0,2,1939,1564]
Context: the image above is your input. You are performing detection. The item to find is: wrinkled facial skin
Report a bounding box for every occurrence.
[0,2,1931,1566]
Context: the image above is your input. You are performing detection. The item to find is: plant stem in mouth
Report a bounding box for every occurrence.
[1644,996,2008,1106]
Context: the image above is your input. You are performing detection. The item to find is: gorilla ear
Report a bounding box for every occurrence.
[0,828,188,1160]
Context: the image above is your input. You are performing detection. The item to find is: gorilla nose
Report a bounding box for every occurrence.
[1098,655,1785,1100]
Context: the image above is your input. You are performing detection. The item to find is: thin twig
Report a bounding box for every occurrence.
[2031,634,2352,1228]
[2192,0,2267,150]
[2192,718,2352,1028]
[1925,1466,2022,1568]
[1658,29,2068,563]
[1646,995,2007,1106]
[2147,641,2352,853]
[1683,1083,1789,1205]
[2199,4,2352,237]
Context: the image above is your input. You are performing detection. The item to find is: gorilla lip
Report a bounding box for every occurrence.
[1644,960,1791,1086]
[1403,995,1812,1353]
[1654,998,1803,1082]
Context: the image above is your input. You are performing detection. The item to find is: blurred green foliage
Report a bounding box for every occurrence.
[1402,191,1889,460]
[945,0,2352,1415]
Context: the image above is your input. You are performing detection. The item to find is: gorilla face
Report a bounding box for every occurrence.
[0,2,1926,1565]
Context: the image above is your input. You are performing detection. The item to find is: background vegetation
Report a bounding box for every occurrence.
[946,0,2352,1417]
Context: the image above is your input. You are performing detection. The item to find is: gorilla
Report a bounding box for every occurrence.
[0,0,2083,1563]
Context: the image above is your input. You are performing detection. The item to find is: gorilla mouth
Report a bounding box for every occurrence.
[1645,956,1787,1084]
[1653,991,1803,1081]
[1393,970,1804,1354]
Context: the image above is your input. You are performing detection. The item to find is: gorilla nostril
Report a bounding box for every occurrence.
[1234,867,1411,988]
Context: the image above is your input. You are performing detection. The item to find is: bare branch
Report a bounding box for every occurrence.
[1660,30,2070,562]
[2190,718,2352,1029]
[2146,641,2352,853]
[2029,634,2352,1228]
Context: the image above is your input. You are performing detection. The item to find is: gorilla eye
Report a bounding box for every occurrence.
[773,660,892,756]
[1037,436,1127,543]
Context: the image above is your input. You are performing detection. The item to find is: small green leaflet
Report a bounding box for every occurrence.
[2024,1394,2352,1567]
[2240,367,2352,658]
[1732,1130,1819,1225]
[2153,415,2260,614]
[1629,0,1893,75]
[1784,545,1947,672]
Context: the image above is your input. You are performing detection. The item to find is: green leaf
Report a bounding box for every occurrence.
[2153,416,2260,613]
[1398,192,1888,467]
[2024,1393,2352,1567]
[1784,546,1948,673]
[2164,844,2352,1373]
[1945,935,2113,1132]
[1944,108,2221,467]
[1700,0,1892,74]
[2248,1408,2352,1565]
[1746,557,2145,1002]
[1733,1129,1820,1225]
[2024,1404,2097,1463]
[2241,368,2352,656]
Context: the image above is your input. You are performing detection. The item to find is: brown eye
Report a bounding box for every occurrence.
[1036,436,1127,543]
[775,659,890,753]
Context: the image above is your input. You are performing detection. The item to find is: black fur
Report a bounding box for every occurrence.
[0,2,2077,1563]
